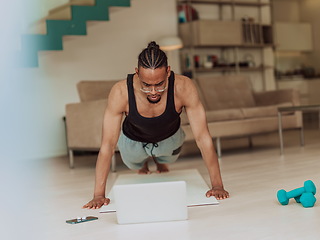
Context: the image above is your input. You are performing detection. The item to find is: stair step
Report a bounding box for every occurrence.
[28,1,95,33]
[46,0,131,20]
[20,0,131,67]
[22,34,63,51]
[28,5,124,35]
[48,0,95,20]
[28,0,131,34]
[109,6,127,14]
[70,0,95,5]
[46,19,87,36]
[28,21,47,35]
[48,6,72,20]
[72,5,109,21]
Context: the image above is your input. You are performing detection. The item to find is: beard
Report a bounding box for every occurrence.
[147,94,161,104]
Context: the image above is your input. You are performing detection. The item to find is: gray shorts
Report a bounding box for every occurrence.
[117,128,185,170]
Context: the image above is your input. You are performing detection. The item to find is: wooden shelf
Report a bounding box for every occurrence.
[241,44,274,48]
[178,0,270,7]
[191,66,272,73]
[179,20,273,47]
[177,0,274,90]
[238,66,273,71]
[182,44,273,49]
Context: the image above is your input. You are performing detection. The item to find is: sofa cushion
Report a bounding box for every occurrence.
[253,89,300,106]
[241,102,293,119]
[206,109,244,122]
[77,80,119,102]
[196,75,256,111]
[66,99,108,149]
[180,108,245,124]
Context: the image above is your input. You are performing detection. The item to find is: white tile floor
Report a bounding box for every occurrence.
[4,128,320,240]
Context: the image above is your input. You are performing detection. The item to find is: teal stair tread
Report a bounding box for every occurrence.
[46,20,87,35]
[22,34,63,51]
[98,0,130,7]
[19,0,131,67]
[71,6,110,21]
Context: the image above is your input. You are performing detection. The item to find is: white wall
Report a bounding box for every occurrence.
[273,0,320,74]
[273,0,300,22]
[8,0,179,160]
[299,0,320,73]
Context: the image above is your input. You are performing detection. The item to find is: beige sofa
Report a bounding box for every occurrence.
[180,75,302,157]
[65,75,302,169]
[65,81,116,169]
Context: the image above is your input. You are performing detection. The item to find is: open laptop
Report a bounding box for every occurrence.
[113,181,188,224]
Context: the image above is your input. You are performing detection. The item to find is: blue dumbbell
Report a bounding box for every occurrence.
[299,192,316,208]
[277,180,316,206]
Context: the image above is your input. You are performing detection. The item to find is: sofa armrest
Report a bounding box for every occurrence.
[253,89,301,106]
[65,99,107,150]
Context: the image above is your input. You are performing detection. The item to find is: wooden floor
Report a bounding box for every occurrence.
[5,126,320,240]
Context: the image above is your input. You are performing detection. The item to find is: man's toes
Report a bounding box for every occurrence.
[138,169,151,174]
[156,163,169,173]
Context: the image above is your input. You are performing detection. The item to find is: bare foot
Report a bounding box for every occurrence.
[156,163,169,173]
[138,160,151,174]
[151,156,169,173]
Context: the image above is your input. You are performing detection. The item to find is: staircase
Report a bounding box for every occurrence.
[18,0,130,68]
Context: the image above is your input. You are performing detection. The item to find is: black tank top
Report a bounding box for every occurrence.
[122,71,181,143]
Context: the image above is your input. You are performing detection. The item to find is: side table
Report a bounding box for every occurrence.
[278,104,320,155]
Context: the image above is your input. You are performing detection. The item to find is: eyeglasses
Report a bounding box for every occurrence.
[139,78,168,93]
[140,85,167,93]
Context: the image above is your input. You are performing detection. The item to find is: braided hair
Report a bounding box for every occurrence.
[138,41,168,69]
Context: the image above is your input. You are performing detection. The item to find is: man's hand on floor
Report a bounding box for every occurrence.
[206,186,229,200]
[83,196,110,209]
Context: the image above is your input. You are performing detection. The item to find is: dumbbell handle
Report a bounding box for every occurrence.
[286,187,310,198]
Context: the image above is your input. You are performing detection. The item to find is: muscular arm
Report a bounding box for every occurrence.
[180,77,229,200]
[83,81,127,209]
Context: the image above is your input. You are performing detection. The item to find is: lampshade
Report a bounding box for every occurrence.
[158,36,183,51]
